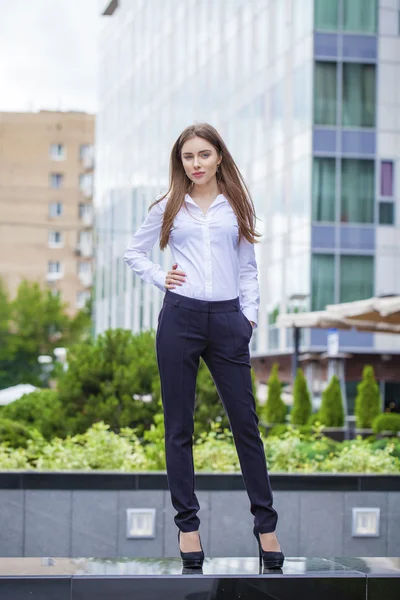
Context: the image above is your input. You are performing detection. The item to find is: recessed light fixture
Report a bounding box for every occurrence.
[126,508,156,539]
[352,508,380,537]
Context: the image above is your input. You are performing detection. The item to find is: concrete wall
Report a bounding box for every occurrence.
[1,488,399,558]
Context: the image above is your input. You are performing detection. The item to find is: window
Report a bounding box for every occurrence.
[343,0,377,33]
[314,62,337,126]
[313,158,336,222]
[342,63,376,128]
[48,260,61,274]
[50,173,64,188]
[77,261,91,275]
[78,230,92,245]
[379,202,395,225]
[49,202,63,218]
[314,0,339,31]
[340,256,374,302]
[50,144,65,160]
[380,161,394,197]
[48,231,63,247]
[341,159,374,223]
[311,254,335,310]
[76,290,91,309]
[78,203,92,219]
[79,144,91,160]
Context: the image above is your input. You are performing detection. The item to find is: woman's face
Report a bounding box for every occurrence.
[180,136,221,187]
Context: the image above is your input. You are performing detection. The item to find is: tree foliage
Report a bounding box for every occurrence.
[57,328,161,438]
[319,375,345,427]
[355,365,381,429]
[291,368,312,425]
[0,278,91,389]
[0,389,67,440]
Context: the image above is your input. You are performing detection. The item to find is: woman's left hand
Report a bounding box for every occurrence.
[249,321,255,329]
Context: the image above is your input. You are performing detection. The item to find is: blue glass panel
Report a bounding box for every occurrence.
[342,35,377,60]
[340,226,375,250]
[341,131,375,155]
[312,225,336,248]
[310,328,373,349]
[313,128,337,152]
[314,33,339,58]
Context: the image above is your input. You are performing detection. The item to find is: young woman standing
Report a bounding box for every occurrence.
[124,123,283,571]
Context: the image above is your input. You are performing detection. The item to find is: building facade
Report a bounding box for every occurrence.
[95,0,400,410]
[0,110,95,314]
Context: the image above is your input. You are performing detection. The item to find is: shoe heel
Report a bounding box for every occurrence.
[178,530,204,569]
[253,526,285,570]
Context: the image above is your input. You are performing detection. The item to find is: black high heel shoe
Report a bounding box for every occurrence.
[253,526,284,569]
[178,530,204,569]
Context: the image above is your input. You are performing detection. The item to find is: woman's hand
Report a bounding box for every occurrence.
[165,263,186,289]
[249,320,255,328]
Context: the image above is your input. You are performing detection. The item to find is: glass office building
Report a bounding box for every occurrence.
[95,0,400,382]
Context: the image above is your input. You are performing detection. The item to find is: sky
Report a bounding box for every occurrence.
[0,0,100,113]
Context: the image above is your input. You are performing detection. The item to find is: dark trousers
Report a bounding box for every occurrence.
[156,289,278,534]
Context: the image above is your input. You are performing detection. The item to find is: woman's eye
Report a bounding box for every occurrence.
[201,154,211,158]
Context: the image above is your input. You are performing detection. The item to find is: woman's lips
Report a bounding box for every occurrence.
[193,172,205,178]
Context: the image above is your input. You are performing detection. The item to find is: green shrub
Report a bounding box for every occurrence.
[319,375,345,427]
[0,418,35,448]
[308,412,322,426]
[0,389,67,440]
[268,424,289,437]
[291,368,312,425]
[372,413,400,435]
[322,437,399,473]
[0,419,399,473]
[355,365,381,429]
[268,424,313,438]
[369,437,400,459]
[262,363,286,424]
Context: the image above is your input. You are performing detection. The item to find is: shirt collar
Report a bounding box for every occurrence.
[184,193,227,211]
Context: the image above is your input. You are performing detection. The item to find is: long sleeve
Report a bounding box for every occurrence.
[237,235,260,328]
[123,200,168,292]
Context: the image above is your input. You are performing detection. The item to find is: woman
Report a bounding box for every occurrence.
[124,123,283,570]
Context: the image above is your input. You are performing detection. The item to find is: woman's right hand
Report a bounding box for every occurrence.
[165,263,186,289]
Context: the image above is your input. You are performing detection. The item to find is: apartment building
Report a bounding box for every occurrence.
[0,110,95,314]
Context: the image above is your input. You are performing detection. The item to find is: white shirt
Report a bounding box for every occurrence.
[123,193,260,327]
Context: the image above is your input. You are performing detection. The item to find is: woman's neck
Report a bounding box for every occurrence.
[190,177,221,200]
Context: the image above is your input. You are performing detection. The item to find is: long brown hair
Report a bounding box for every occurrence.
[149,123,261,250]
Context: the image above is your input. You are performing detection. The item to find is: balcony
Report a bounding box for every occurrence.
[82,146,94,170]
[79,173,93,199]
[79,272,93,287]
[77,242,93,258]
[80,183,93,199]
[46,272,63,282]
[81,211,93,227]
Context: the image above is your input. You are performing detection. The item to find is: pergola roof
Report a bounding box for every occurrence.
[276,296,400,334]
[326,296,400,325]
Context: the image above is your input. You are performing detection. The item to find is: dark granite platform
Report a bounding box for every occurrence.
[1,471,400,491]
[0,556,399,599]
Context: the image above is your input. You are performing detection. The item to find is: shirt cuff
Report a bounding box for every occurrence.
[242,308,258,329]
[153,269,168,292]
